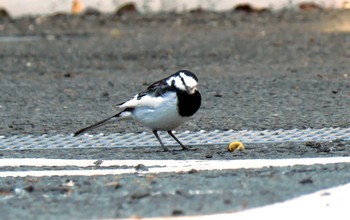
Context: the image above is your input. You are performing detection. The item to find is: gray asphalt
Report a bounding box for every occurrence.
[0,9,349,219]
[1,163,350,219]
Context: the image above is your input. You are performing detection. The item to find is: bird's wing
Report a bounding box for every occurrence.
[146,77,169,91]
[115,83,175,109]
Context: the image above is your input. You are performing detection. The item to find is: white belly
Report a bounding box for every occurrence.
[132,93,190,131]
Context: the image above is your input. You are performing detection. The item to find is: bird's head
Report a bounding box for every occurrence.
[167,70,199,94]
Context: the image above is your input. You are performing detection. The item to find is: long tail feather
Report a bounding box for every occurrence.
[73,114,117,136]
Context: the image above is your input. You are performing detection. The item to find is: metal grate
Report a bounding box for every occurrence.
[0,127,349,150]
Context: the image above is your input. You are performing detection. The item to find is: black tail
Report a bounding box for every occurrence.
[73,114,118,137]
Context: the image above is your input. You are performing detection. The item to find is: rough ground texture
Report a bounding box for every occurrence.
[0,10,349,135]
[0,9,350,219]
[1,164,349,219]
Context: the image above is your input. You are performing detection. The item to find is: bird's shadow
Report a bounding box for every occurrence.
[142,146,198,154]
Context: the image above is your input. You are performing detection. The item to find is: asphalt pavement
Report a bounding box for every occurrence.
[0,9,349,219]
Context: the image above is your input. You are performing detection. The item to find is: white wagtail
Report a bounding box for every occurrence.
[74,70,201,151]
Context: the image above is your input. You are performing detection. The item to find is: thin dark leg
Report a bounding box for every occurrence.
[167,130,189,150]
[153,130,169,152]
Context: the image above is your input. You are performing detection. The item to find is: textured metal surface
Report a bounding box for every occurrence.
[0,127,349,150]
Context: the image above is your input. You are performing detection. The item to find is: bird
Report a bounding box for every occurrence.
[73,70,201,152]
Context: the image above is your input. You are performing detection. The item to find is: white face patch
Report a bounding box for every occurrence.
[166,72,198,93]
[179,72,198,89]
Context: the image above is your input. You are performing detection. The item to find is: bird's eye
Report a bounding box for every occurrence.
[171,80,175,87]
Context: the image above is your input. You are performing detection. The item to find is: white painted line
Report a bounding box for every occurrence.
[1,157,350,168]
[228,183,350,220]
[0,157,349,177]
[113,183,350,220]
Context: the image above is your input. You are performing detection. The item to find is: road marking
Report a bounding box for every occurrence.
[0,157,349,177]
[113,183,350,220]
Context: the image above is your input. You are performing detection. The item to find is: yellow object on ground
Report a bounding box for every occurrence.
[72,0,83,15]
[228,141,245,152]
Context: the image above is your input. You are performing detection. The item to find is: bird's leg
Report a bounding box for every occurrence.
[152,130,170,152]
[167,130,189,151]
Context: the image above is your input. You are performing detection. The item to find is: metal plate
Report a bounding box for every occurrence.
[0,127,349,150]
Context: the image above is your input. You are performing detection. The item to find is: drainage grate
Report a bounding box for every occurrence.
[0,127,349,150]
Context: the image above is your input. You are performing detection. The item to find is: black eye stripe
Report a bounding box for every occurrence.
[180,76,186,87]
